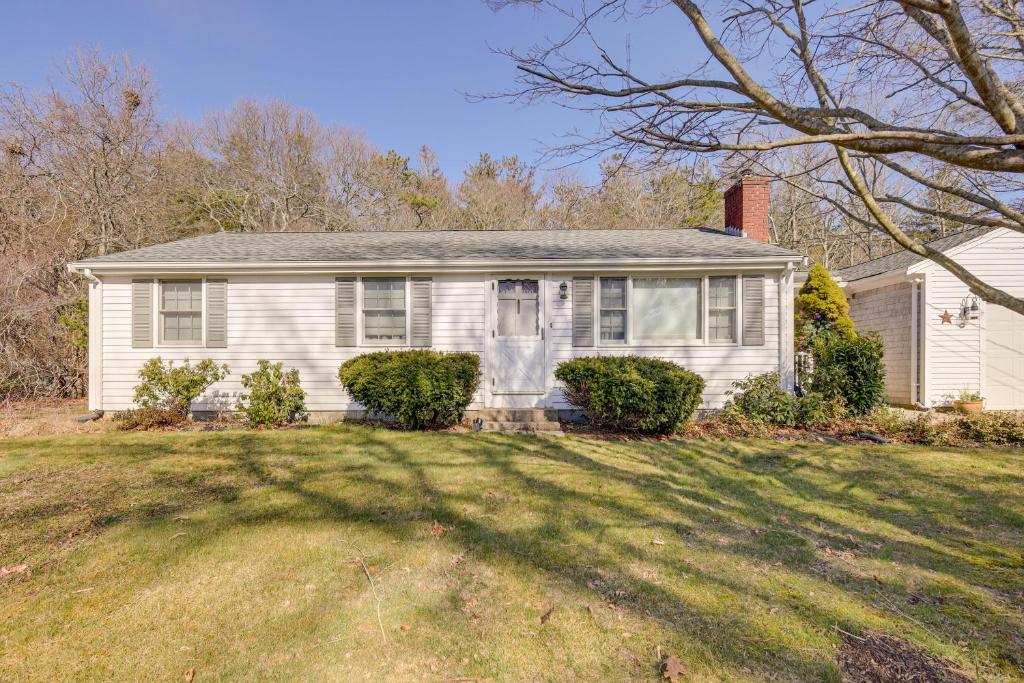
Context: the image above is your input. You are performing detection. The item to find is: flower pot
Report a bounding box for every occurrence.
[954,400,983,414]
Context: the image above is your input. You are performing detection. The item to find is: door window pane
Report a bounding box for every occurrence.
[708,276,737,342]
[364,277,406,341]
[496,279,539,337]
[599,278,626,342]
[633,278,700,341]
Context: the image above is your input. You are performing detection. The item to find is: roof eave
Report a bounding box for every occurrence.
[68,254,803,275]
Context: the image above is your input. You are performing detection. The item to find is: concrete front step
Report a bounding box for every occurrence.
[480,420,563,435]
[477,408,559,422]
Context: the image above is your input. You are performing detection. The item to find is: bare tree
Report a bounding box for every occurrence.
[0,50,183,398]
[493,0,1024,314]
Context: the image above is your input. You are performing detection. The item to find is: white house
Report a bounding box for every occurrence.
[836,227,1024,410]
[68,178,803,420]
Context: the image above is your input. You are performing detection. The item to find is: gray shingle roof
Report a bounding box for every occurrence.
[835,227,995,282]
[74,228,801,265]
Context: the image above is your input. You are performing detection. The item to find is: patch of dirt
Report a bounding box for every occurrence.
[837,630,973,683]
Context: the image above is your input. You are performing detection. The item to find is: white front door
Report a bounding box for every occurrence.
[492,278,545,394]
[985,303,1024,410]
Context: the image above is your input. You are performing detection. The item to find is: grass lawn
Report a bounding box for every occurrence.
[1,426,1022,682]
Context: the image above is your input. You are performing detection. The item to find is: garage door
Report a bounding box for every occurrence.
[985,303,1024,410]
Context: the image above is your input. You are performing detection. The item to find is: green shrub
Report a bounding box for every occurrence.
[811,332,886,416]
[338,350,480,429]
[554,356,704,434]
[724,372,842,428]
[113,406,186,431]
[796,264,854,347]
[238,360,307,428]
[132,357,228,417]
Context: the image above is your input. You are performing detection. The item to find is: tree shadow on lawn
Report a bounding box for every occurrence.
[6,428,1020,679]
[141,429,1024,680]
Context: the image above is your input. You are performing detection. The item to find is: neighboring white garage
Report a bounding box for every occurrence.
[985,304,1024,410]
[838,227,1024,410]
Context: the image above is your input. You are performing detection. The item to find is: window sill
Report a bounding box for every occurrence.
[156,342,206,349]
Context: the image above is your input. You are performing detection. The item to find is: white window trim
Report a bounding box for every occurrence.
[155,278,206,348]
[707,275,740,346]
[597,276,628,345]
[359,275,411,347]
[594,274,744,348]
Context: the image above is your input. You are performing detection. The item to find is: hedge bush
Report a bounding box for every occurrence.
[724,372,842,428]
[810,332,886,416]
[238,360,307,428]
[554,356,704,434]
[338,350,479,429]
[132,357,228,417]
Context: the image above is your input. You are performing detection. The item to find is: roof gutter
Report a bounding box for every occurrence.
[67,254,804,276]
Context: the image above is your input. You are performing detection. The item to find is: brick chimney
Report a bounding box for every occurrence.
[724,175,771,243]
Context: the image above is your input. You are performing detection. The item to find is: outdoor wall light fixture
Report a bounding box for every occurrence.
[559,281,569,299]
[958,295,981,326]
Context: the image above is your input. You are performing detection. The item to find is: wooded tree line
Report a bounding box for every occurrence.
[1,50,963,400]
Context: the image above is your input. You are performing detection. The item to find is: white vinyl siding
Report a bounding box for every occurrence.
[548,272,783,410]
[96,269,785,414]
[99,273,486,413]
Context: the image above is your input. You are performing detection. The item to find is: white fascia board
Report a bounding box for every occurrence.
[842,269,913,294]
[68,255,803,276]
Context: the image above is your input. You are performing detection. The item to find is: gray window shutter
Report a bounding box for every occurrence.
[742,275,765,346]
[131,279,153,349]
[335,277,357,347]
[206,279,228,348]
[572,276,594,347]
[410,277,432,347]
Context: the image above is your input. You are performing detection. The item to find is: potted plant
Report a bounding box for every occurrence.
[953,389,984,414]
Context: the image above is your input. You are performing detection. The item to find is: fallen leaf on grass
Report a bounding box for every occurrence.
[171,532,186,540]
[184,668,195,682]
[652,539,665,546]
[540,606,555,625]
[661,654,685,682]
[430,520,447,538]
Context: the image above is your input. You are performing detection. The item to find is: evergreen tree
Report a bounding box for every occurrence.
[795,264,855,346]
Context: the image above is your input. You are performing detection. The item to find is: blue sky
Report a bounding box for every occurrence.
[1,0,694,182]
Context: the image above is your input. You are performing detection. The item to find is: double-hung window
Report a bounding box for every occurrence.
[599,277,626,343]
[632,277,702,342]
[159,280,203,344]
[363,277,407,342]
[708,276,737,343]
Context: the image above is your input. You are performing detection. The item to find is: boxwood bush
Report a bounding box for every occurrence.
[338,350,480,429]
[554,356,704,434]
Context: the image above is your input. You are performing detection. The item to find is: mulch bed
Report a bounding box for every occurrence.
[837,630,973,683]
